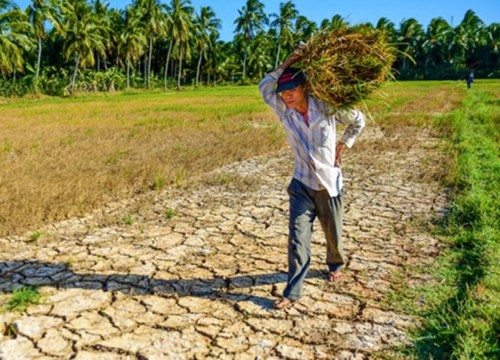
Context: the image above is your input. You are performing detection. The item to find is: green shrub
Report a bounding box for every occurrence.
[4,286,41,312]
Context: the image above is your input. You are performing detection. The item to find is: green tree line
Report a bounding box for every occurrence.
[1,0,499,96]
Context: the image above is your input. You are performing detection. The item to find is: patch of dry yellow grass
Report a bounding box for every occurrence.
[363,81,465,129]
[356,81,466,183]
[0,88,284,236]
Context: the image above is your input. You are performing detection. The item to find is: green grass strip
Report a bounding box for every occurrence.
[409,88,500,359]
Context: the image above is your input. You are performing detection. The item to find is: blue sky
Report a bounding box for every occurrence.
[14,0,500,41]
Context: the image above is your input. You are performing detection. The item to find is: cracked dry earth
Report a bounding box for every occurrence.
[0,126,447,360]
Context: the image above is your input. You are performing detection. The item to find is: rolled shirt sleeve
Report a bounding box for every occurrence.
[258,69,287,117]
[335,109,366,148]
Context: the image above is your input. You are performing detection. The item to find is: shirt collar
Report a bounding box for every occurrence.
[308,96,322,113]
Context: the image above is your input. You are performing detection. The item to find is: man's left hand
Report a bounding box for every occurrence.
[335,143,345,167]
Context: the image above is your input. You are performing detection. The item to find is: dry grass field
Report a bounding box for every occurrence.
[0,82,465,236]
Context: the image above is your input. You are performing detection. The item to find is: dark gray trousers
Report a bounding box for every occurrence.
[283,179,344,301]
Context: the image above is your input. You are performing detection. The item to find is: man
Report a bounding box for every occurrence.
[259,46,365,309]
[466,71,474,89]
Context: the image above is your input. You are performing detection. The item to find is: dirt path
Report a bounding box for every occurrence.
[0,126,447,359]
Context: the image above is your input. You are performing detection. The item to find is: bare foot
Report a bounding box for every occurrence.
[328,270,343,283]
[273,297,297,310]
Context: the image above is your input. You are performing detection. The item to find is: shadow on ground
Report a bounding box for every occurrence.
[0,261,327,310]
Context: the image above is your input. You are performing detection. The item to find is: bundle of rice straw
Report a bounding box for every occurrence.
[301,25,396,108]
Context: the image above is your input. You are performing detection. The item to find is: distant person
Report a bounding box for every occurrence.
[466,71,474,89]
[259,45,365,309]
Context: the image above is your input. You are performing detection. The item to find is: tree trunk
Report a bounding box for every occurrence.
[126,60,130,88]
[242,47,248,81]
[71,55,80,93]
[36,38,42,80]
[196,52,203,87]
[144,55,147,85]
[148,35,153,89]
[402,46,409,70]
[275,42,282,68]
[164,40,173,90]
[177,48,183,89]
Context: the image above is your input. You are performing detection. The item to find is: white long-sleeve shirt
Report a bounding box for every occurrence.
[259,68,365,197]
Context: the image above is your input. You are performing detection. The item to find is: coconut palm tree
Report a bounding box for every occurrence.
[330,14,349,29]
[376,17,396,41]
[320,14,348,31]
[484,23,500,70]
[423,17,453,68]
[294,15,317,44]
[107,8,124,68]
[60,0,105,92]
[204,32,223,85]
[397,18,425,71]
[486,23,500,54]
[454,10,487,68]
[167,0,193,89]
[134,0,167,89]
[269,1,297,68]
[26,0,61,82]
[117,5,147,88]
[246,30,272,79]
[90,0,112,72]
[161,2,173,89]
[193,5,220,87]
[233,0,268,81]
[0,0,32,77]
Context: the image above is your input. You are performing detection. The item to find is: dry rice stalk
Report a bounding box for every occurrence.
[301,26,396,108]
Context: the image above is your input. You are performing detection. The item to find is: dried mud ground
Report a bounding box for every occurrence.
[0,125,448,359]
